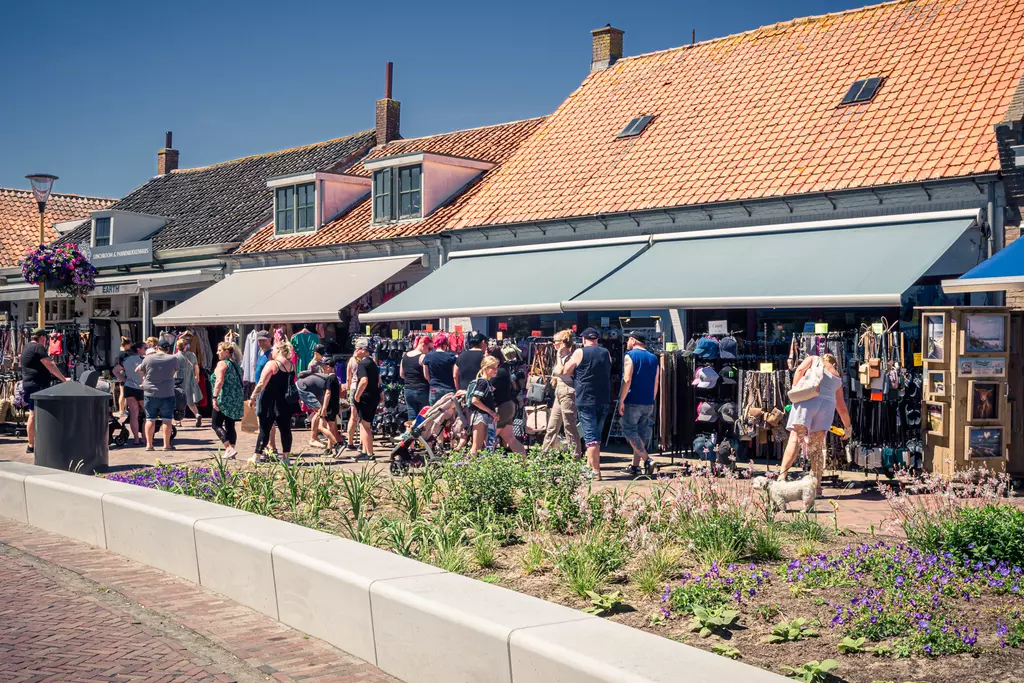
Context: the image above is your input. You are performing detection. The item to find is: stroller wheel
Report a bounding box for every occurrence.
[113,432,129,448]
[389,460,408,477]
[171,426,178,439]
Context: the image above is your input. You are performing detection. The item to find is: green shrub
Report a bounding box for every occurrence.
[683,507,753,565]
[635,546,680,596]
[913,504,1024,566]
[442,450,524,517]
[750,524,783,561]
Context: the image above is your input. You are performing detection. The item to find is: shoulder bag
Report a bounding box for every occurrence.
[788,356,824,404]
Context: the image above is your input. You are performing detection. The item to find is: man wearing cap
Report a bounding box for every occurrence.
[562,328,611,478]
[138,339,179,452]
[455,333,487,391]
[617,332,660,477]
[20,328,69,454]
[351,338,379,461]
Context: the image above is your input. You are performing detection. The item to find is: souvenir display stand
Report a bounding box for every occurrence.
[920,306,1012,477]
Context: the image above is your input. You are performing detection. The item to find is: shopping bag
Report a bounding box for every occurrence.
[241,402,258,434]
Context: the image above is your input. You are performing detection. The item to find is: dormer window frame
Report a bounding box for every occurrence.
[273,180,317,237]
[372,163,422,224]
[93,216,112,247]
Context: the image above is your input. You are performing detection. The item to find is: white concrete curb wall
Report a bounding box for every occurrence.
[0,463,789,682]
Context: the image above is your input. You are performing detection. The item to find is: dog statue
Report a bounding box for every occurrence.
[751,475,817,512]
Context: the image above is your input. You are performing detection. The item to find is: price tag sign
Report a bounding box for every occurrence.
[391,329,400,340]
[600,317,610,327]
[913,352,922,367]
[871,322,884,334]
[665,342,678,351]
[365,325,371,335]
[498,322,508,331]
[759,362,774,372]
[708,320,728,335]
[572,324,577,332]
[814,322,829,334]
[531,330,542,337]
[454,325,463,334]
[425,324,434,332]
[496,330,503,340]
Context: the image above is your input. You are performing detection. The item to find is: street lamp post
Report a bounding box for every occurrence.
[25,173,58,329]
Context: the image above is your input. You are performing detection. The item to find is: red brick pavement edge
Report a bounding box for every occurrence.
[0,518,399,683]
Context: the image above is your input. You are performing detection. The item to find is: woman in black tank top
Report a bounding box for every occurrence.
[400,336,432,420]
[250,341,296,461]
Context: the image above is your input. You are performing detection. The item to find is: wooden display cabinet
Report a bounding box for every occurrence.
[919,306,1012,478]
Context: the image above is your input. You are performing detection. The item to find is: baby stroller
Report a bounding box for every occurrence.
[82,370,178,447]
[388,391,470,476]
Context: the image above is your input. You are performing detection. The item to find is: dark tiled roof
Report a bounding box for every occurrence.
[0,189,114,268]
[236,117,546,253]
[60,131,376,252]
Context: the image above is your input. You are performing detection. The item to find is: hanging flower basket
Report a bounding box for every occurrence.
[21,244,97,298]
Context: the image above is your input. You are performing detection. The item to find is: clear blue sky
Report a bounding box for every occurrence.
[0,0,868,199]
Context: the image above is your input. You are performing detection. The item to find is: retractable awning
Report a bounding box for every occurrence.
[359,241,647,322]
[565,210,981,310]
[942,236,1024,294]
[154,255,421,325]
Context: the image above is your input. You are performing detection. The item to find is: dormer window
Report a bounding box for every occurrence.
[372,164,421,223]
[274,182,315,236]
[93,217,112,247]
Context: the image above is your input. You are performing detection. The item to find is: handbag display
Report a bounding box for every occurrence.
[524,404,549,434]
[788,356,823,404]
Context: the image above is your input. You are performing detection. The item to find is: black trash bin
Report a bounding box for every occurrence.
[33,382,110,474]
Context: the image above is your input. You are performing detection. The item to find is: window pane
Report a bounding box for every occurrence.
[296,183,315,230]
[94,217,111,246]
[299,207,315,230]
[400,192,411,217]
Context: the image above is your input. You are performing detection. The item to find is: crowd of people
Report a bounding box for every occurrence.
[19,323,668,479]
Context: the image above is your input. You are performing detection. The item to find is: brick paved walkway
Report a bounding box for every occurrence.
[0,519,398,683]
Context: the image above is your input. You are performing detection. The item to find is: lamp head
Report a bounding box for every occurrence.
[25,173,58,211]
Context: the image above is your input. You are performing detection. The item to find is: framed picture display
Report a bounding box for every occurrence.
[925,401,946,436]
[957,356,1006,378]
[927,370,947,398]
[922,313,947,362]
[962,313,1006,354]
[966,426,1004,459]
[967,380,1001,422]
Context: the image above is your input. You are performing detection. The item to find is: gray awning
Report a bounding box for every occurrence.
[360,242,647,322]
[565,210,980,310]
[154,255,421,325]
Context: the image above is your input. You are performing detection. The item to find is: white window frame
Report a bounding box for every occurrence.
[93,216,112,247]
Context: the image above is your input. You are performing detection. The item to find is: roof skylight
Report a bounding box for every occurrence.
[617,115,654,138]
[840,77,883,105]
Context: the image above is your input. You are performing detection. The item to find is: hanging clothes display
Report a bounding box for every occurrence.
[291,327,321,373]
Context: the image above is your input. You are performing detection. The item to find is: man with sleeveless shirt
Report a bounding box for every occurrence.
[618,331,660,477]
[562,328,611,478]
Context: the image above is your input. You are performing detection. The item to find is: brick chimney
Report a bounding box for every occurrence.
[376,62,401,146]
[591,25,624,72]
[157,131,179,175]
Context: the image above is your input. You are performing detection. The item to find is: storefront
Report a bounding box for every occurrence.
[0,236,224,372]
[360,209,985,477]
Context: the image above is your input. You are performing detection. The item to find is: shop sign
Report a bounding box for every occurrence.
[759,362,773,372]
[79,240,153,268]
[708,320,728,335]
[391,329,400,339]
[99,282,140,295]
[814,322,829,334]
[957,357,1006,378]
[365,325,371,335]
[531,330,542,337]
[913,352,923,367]
[498,322,508,331]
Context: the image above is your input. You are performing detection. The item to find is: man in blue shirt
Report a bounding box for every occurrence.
[618,332,660,477]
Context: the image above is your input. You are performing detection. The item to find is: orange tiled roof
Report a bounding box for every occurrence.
[0,189,114,268]
[236,117,546,253]
[451,0,1024,229]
